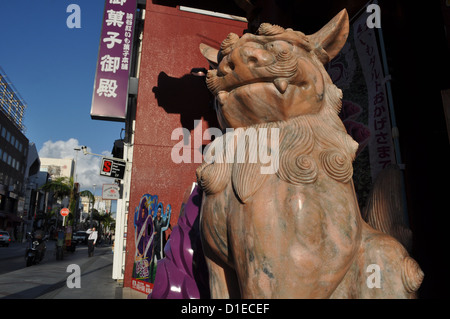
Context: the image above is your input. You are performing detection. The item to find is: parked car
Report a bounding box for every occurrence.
[0,231,11,247]
[73,231,88,244]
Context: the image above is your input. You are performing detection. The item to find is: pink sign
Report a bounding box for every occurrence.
[91,0,137,121]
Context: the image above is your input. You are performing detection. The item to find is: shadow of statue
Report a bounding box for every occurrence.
[152,71,220,135]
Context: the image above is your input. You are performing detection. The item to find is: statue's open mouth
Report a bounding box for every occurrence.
[215,79,293,107]
[206,49,298,97]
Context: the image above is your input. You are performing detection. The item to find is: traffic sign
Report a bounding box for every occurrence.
[100,157,126,179]
[60,208,70,217]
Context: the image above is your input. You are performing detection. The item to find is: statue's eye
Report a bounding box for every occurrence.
[242,41,264,49]
[265,41,293,54]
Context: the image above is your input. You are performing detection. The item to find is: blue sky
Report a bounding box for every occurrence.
[0,0,125,193]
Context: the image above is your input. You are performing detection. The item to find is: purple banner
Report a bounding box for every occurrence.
[353,12,395,182]
[91,0,137,121]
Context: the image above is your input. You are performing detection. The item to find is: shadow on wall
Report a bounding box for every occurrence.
[152,72,220,134]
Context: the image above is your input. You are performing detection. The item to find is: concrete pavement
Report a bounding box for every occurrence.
[0,242,147,299]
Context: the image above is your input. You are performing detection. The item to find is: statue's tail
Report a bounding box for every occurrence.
[362,164,413,252]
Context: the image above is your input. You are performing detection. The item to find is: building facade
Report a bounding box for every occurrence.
[91,0,450,298]
[39,158,74,181]
[0,68,29,238]
[122,1,247,292]
[21,143,49,238]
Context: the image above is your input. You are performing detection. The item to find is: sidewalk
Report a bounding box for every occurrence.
[0,243,146,299]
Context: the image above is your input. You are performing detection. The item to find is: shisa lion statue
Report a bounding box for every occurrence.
[196,9,424,298]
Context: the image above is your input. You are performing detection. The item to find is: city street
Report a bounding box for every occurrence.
[0,241,31,275]
[0,241,123,299]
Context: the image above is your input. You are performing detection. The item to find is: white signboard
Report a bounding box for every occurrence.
[102,184,121,200]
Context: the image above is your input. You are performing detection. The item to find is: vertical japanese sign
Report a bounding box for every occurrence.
[354,12,395,182]
[91,0,137,121]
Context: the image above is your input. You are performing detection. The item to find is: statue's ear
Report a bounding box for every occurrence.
[307,9,349,64]
[199,43,219,69]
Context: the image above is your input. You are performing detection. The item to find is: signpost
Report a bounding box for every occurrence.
[100,157,126,179]
[60,208,69,226]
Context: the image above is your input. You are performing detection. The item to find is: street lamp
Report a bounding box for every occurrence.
[73,147,81,183]
[91,184,96,228]
[81,145,105,158]
[73,147,81,223]
[80,145,124,161]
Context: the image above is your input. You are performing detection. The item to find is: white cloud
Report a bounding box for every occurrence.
[38,138,117,194]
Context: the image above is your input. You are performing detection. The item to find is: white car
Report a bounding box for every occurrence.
[0,231,11,247]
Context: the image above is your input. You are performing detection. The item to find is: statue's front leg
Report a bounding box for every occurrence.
[204,255,230,298]
[203,250,241,299]
[200,192,241,299]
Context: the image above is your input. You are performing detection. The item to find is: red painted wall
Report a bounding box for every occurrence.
[123,2,246,288]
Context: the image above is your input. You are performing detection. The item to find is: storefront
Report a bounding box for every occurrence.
[113,0,450,298]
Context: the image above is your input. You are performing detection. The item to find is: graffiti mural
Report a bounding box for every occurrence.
[131,193,172,294]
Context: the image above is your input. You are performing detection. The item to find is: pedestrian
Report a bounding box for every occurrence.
[86,227,98,257]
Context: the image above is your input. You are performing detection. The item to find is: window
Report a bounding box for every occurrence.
[6,131,10,143]
[11,135,15,146]
[2,151,6,162]
[1,127,5,138]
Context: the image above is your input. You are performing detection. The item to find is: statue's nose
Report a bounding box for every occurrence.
[238,46,274,67]
[219,45,275,76]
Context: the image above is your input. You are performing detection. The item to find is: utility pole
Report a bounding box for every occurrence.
[73,147,81,227]
[91,184,96,228]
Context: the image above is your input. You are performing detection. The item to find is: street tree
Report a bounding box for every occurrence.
[40,176,78,226]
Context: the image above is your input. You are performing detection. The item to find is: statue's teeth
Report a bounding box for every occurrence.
[274,78,288,94]
[205,70,221,94]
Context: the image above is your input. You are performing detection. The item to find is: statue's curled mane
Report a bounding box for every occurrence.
[196,75,358,202]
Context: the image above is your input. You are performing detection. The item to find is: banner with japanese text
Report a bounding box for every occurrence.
[91,0,137,121]
[353,10,395,183]
[326,7,395,208]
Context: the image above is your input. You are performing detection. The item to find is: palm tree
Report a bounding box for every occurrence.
[40,176,79,226]
[40,176,72,227]
[40,176,72,201]
[79,190,95,206]
[91,210,115,244]
[100,213,115,233]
